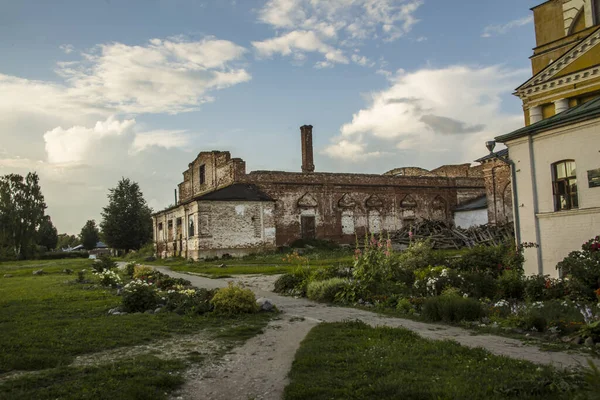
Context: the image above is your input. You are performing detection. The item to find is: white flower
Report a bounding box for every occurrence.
[531,301,544,309]
[494,300,509,308]
[463,293,468,298]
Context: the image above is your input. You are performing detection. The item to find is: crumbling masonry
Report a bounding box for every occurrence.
[153,125,491,259]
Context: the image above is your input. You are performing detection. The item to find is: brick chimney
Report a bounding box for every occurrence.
[300,125,315,173]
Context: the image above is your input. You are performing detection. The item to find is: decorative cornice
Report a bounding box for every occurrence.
[515,65,600,100]
[516,26,600,94]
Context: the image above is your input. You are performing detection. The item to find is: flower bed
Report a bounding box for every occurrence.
[274,234,600,349]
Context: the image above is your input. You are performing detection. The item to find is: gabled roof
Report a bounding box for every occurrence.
[196,183,274,202]
[496,96,600,142]
[474,148,508,163]
[454,195,487,212]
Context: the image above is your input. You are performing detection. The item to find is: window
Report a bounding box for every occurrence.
[188,214,195,237]
[199,164,206,185]
[594,0,600,25]
[158,222,163,240]
[552,160,578,211]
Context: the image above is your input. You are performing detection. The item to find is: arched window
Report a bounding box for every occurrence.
[552,160,578,211]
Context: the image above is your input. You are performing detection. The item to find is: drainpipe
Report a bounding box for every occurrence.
[527,136,544,275]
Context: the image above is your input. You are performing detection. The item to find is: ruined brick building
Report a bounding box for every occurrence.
[152,126,489,259]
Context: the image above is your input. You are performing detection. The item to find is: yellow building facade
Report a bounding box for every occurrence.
[518,0,600,126]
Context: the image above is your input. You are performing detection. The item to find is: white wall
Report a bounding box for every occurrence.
[505,118,600,277]
[454,209,488,229]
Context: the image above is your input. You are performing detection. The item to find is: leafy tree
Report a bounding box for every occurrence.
[57,233,79,250]
[101,178,153,252]
[0,173,47,258]
[80,220,100,251]
[37,216,58,251]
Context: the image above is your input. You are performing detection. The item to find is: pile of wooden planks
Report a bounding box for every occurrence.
[389,220,514,249]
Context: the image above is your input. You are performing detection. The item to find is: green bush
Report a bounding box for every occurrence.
[523,275,567,302]
[210,283,258,315]
[396,298,413,314]
[351,234,398,300]
[121,280,160,313]
[397,239,444,272]
[125,262,136,278]
[306,278,349,302]
[39,251,89,260]
[497,269,525,300]
[579,321,600,341]
[422,295,485,323]
[165,288,215,315]
[92,255,117,273]
[451,245,505,277]
[556,236,600,301]
[460,272,498,299]
[273,273,302,294]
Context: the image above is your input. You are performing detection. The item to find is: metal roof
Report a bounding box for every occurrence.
[454,195,488,212]
[496,96,600,143]
[196,183,274,202]
[474,148,508,163]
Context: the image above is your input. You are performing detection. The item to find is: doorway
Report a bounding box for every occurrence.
[301,216,316,240]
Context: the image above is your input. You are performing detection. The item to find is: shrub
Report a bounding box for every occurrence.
[210,283,258,315]
[121,280,160,313]
[497,269,525,300]
[274,273,302,294]
[94,269,122,287]
[306,278,349,302]
[460,272,498,300]
[155,275,191,291]
[92,255,117,273]
[557,235,600,301]
[133,265,155,280]
[351,234,398,300]
[39,251,88,260]
[397,239,444,272]
[579,321,600,342]
[125,262,136,278]
[412,266,461,297]
[422,295,485,323]
[310,265,346,282]
[524,275,566,302]
[451,245,505,277]
[396,298,414,314]
[165,288,215,315]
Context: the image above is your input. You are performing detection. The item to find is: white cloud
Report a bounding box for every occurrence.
[254,0,423,65]
[59,44,75,54]
[482,16,533,38]
[131,130,192,153]
[351,54,375,67]
[44,117,136,164]
[0,36,251,118]
[325,65,528,164]
[253,30,348,66]
[322,138,384,160]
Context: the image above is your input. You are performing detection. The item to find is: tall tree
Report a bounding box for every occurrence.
[0,173,47,258]
[37,216,58,251]
[57,233,79,250]
[100,178,153,252]
[80,220,100,251]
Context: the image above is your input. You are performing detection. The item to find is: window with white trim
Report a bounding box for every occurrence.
[552,160,578,211]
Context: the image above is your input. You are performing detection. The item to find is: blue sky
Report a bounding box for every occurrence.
[0,0,540,234]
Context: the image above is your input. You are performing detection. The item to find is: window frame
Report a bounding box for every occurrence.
[188,214,195,237]
[199,164,206,185]
[552,160,578,211]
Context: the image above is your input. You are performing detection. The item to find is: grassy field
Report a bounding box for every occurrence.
[0,259,271,399]
[284,321,594,400]
[139,248,355,277]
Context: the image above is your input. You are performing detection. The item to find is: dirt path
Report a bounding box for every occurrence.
[158,267,600,400]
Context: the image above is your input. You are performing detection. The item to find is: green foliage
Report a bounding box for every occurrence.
[451,244,506,276]
[37,216,58,251]
[38,251,88,260]
[0,172,47,259]
[397,239,443,272]
[284,321,585,400]
[556,235,600,301]
[165,288,215,315]
[579,321,600,341]
[422,294,486,323]
[100,178,153,252]
[80,219,100,251]
[274,273,302,294]
[395,298,414,314]
[210,282,258,315]
[125,262,136,278]
[306,278,349,302]
[91,255,117,273]
[497,269,525,300]
[460,271,498,299]
[56,233,79,250]
[350,234,398,300]
[121,280,160,313]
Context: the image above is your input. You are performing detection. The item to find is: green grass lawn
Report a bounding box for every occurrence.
[284,321,593,400]
[0,259,271,399]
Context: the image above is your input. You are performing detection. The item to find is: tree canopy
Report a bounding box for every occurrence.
[37,216,58,251]
[57,233,79,250]
[100,178,153,252]
[80,220,100,251]
[0,173,47,258]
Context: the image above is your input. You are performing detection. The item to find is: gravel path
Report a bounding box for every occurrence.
[157,267,600,400]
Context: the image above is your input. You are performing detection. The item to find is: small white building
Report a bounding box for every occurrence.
[454,196,489,229]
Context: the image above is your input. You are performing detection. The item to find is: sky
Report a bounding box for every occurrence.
[0,0,540,234]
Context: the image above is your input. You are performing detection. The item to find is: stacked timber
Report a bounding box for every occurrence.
[389,220,514,249]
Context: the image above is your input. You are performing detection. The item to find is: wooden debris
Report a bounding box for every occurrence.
[389,220,514,249]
